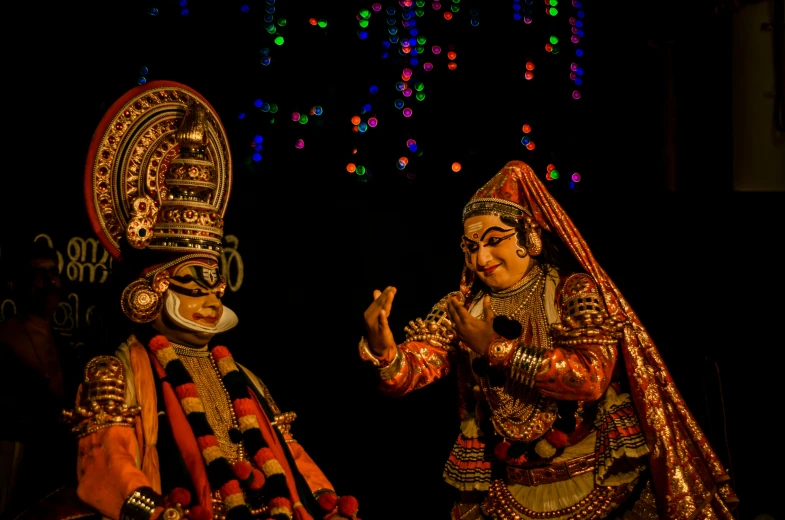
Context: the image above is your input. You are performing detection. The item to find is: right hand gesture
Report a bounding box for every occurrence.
[363,286,398,357]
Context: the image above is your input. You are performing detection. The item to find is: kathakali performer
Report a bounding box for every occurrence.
[360,160,738,519]
[63,81,360,520]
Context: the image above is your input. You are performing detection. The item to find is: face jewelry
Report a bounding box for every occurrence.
[121,278,164,323]
[522,217,543,256]
[515,247,528,258]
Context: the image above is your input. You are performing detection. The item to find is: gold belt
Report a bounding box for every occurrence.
[506,453,595,486]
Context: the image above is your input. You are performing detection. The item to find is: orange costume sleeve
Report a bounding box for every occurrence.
[376,340,453,397]
[284,439,334,494]
[66,346,159,520]
[75,426,150,519]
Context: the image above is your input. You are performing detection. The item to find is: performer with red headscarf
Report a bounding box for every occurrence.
[62,81,360,520]
[361,160,737,519]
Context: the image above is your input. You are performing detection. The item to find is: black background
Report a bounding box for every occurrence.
[2,1,781,518]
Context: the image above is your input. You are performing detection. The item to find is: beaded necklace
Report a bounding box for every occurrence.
[480,266,555,441]
[149,335,293,520]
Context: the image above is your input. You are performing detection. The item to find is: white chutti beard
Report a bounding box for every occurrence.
[164,291,238,334]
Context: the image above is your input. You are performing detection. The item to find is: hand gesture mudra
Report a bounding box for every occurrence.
[446,294,496,355]
[363,286,398,357]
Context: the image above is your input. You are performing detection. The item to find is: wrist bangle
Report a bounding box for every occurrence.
[379,344,404,381]
[120,486,163,520]
[358,336,391,367]
[509,344,544,388]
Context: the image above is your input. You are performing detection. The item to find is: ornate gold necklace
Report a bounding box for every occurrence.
[172,342,245,464]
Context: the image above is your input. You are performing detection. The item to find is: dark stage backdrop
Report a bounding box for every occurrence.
[2,1,779,519]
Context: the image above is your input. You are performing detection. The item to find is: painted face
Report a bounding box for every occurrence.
[462,214,531,291]
[166,261,225,329]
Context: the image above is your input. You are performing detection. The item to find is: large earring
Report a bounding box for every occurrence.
[524,218,543,256]
[120,271,169,323]
[516,248,528,258]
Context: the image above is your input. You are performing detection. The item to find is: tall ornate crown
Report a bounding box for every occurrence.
[85,81,232,261]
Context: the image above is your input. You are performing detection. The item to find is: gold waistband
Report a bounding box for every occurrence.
[506,453,595,487]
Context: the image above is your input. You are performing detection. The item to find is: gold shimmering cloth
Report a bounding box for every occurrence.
[173,343,245,464]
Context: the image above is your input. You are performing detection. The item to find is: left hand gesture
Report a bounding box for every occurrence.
[446,294,496,356]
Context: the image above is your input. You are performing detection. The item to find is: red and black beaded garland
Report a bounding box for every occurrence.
[150,336,293,520]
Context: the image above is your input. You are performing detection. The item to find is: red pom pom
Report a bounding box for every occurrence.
[316,491,338,513]
[249,469,265,490]
[148,335,170,352]
[545,428,569,448]
[167,487,191,507]
[254,447,276,467]
[493,441,511,462]
[220,479,242,498]
[188,505,210,520]
[233,398,256,418]
[196,435,219,452]
[336,495,359,517]
[211,345,231,361]
[233,460,253,481]
[269,497,292,509]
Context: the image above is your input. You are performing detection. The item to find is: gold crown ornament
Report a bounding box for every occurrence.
[85,81,233,323]
[85,81,232,261]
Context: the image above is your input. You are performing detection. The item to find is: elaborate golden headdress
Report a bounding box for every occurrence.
[85,80,232,262]
[85,81,233,322]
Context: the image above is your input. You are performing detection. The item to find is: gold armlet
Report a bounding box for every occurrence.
[551,313,624,346]
[403,291,463,350]
[555,274,624,344]
[61,355,141,439]
[273,411,297,441]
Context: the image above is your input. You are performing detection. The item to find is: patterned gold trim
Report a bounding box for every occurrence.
[88,83,232,259]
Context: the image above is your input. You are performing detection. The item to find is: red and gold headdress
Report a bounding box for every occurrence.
[85,81,233,322]
[460,160,738,518]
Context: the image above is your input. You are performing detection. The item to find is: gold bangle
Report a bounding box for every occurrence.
[358,336,383,367]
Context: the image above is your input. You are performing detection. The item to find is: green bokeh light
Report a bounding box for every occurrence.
[274,36,284,45]
[359,19,369,28]
[317,20,328,28]
[277,17,287,26]
[549,35,559,44]
[415,92,426,101]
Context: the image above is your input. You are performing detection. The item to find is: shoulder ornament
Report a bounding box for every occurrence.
[61,355,141,438]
